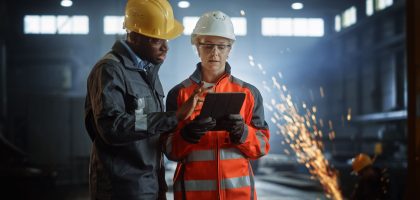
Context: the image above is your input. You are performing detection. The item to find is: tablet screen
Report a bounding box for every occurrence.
[199,92,246,120]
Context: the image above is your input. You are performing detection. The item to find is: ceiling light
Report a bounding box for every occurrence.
[291,2,303,10]
[61,0,73,7]
[178,1,190,8]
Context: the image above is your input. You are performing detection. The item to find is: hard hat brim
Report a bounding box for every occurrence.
[140,20,184,40]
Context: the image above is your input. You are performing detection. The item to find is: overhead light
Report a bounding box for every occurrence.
[178,1,190,8]
[61,0,73,7]
[291,2,303,10]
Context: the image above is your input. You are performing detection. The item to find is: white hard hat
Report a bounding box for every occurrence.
[191,10,236,44]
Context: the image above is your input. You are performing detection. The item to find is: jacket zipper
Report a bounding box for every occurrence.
[139,70,164,196]
[214,82,222,200]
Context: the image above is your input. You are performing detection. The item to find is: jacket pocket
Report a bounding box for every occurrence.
[125,79,154,114]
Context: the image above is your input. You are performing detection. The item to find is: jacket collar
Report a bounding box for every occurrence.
[111,40,160,73]
[190,62,232,84]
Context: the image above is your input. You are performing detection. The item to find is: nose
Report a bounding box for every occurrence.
[160,40,169,51]
[209,45,219,55]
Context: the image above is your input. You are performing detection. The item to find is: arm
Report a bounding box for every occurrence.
[88,63,177,145]
[226,88,270,159]
[162,86,195,161]
[162,84,215,161]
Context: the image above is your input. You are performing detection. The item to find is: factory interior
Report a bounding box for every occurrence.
[0,0,419,199]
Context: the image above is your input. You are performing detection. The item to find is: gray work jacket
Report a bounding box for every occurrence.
[84,40,178,200]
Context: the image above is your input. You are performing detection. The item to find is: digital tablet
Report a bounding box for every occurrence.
[199,92,246,129]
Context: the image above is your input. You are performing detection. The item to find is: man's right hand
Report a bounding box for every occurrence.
[181,117,216,143]
[176,83,213,121]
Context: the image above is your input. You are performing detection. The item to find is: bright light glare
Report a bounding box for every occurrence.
[182,17,199,35]
[262,17,323,37]
[261,18,278,36]
[178,1,190,8]
[61,0,73,7]
[291,2,304,10]
[366,0,374,16]
[72,16,89,34]
[40,15,56,34]
[308,18,324,37]
[335,15,341,32]
[293,18,308,36]
[231,17,247,36]
[277,18,293,36]
[24,15,40,34]
[104,16,125,35]
[24,15,89,34]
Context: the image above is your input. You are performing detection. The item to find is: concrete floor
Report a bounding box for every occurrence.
[53,176,327,200]
[165,176,327,200]
[3,165,328,200]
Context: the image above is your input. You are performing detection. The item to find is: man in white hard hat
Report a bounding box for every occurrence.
[84,0,209,199]
[162,11,270,200]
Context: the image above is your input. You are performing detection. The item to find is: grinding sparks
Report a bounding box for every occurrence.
[249,56,343,200]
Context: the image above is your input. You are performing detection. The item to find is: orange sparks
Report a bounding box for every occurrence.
[249,57,343,199]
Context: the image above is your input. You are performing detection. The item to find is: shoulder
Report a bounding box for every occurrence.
[230,75,262,99]
[168,78,193,98]
[88,53,125,81]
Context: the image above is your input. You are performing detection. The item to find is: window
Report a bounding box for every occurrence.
[375,0,393,11]
[342,6,357,28]
[367,0,393,16]
[104,16,125,35]
[335,15,342,32]
[231,17,247,36]
[182,16,199,35]
[262,18,284,36]
[182,16,247,36]
[261,18,324,37]
[366,0,374,16]
[307,18,324,37]
[24,15,89,34]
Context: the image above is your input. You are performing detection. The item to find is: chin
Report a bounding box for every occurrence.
[203,64,223,72]
[152,59,164,64]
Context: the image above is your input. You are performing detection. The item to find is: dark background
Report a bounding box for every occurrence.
[0,0,418,199]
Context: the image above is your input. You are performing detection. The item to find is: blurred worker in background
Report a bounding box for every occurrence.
[84,0,207,199]
[163,10,270,200]
[351,153,390,200]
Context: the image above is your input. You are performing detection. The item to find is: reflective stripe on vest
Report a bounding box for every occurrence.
[185,148,245,163]
[256,130,267,156]
[174,176,251,192]
[221,176,251,189]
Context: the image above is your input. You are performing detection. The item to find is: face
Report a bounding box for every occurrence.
[127,32,169,64]
[196,36,232,74]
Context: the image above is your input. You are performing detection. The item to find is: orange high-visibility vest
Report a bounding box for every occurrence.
[163,64,270,200]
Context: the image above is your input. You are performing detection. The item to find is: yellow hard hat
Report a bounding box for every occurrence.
[351,153,373,174]
[123,0,184,40]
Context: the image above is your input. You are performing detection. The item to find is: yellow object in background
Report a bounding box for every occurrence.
[374,142,383,155]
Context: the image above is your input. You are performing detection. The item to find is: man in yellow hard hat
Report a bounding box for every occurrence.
[350,153,390,200]
[84,0,209,199]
